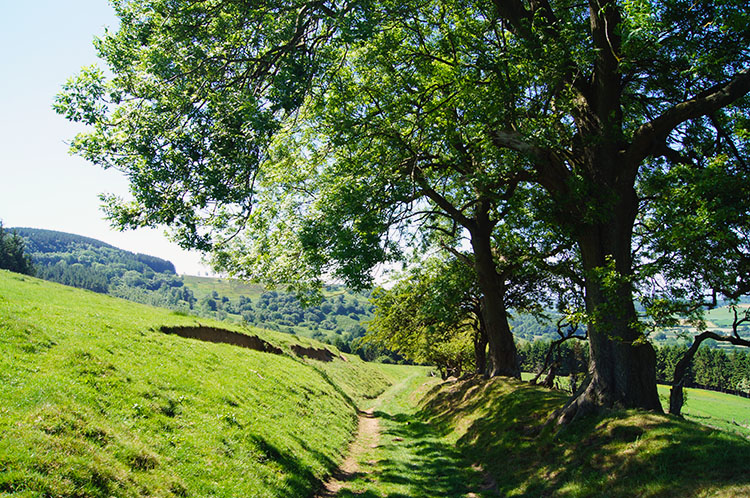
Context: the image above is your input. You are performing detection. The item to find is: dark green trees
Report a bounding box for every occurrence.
[0,222,34,275]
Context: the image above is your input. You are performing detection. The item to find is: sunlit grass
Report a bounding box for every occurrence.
[0,270,391,497]
[332,367,489,498]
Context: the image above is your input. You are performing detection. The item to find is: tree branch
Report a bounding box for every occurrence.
[627,68,750,166]
[412,170,474,229]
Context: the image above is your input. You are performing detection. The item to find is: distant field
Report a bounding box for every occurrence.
[656,384,750,438]
[181,275,353,301]
[182,275,268,300]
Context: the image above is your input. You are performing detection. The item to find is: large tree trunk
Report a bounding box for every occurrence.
[556,189,662,423]
[470,219,520,378]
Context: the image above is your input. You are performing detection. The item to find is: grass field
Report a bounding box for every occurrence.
[0,270,392,497]
[181,275,354,302]
[181,275,269,301]
[656,384,750,438]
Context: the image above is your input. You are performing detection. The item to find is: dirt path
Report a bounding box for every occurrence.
[316,407,381,497]
[315,372,416,497]
[316,369,487,497]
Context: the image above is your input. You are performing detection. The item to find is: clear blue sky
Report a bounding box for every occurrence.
[0,0,211,275]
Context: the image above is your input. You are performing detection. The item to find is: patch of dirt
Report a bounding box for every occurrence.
[159,326,282,355]
[468,463,498,497]
[291,344,340,362]
[316,409,380,497]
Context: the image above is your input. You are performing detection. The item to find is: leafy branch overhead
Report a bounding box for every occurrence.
[57,0,750,418]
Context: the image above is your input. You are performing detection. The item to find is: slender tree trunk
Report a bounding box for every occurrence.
[470,219,519,378]
[557,189,662,423]
[670,331,750,416]
[669,335,708,417]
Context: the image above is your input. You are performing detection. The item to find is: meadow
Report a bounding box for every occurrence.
[0,270,389,497]
[3,269,750,497]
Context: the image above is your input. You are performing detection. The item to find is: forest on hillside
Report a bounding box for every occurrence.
[12,228,380,354]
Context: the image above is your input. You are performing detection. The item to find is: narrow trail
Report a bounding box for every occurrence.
[316,408,381,497]
[316,373,407,497]
[315,370,489,497]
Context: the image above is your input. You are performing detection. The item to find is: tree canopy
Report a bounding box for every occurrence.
[57,0,750,420]
[367,255,483,377]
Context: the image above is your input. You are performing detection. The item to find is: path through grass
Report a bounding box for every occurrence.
[326,368,490,498]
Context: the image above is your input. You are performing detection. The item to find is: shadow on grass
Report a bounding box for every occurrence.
[325,406,489,498]
[248,434,339,497]
[420,376,750,497]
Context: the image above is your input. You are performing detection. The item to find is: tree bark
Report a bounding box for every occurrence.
[556,187,662,423]
[474,302,489,375]
[470,218,520,378]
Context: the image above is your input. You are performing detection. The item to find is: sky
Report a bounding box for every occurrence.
[0,0,213,276]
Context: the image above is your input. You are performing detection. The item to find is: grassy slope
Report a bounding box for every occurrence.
[420,376,750,497]
[0,270,391,498]
[521,373,750,438]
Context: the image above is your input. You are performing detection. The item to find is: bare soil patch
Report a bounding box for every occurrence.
[316,408,380,497]
[159,325,282,354]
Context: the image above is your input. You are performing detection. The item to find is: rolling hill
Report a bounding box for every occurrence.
[0,269,393,497]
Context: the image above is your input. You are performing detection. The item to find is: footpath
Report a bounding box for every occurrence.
[316,371,493,497]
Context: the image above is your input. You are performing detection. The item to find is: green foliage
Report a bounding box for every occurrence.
[0,270,393,497]
[367,256,479,376]
[0,222,34,275]
[639,153,750,324]
[16,227,181,297]
[56,0,750,408]
[655,344,750,397]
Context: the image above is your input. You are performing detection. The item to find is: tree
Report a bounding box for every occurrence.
[475,0,749,422]
[0,222,34,275]
[367,256,484,377]
[57,0,750,419]
[638,128,750,416]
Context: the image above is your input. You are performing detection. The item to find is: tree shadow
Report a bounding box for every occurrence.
[245,434,339,497]
[420,376,750,497]
[321,404,490,497]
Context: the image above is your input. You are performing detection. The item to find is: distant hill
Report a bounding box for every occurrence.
[16,227,176,274]
[12,228,385,359]
[14,227,188,302]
